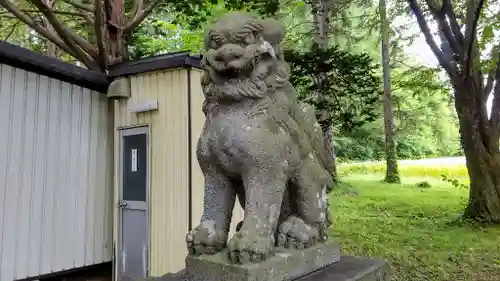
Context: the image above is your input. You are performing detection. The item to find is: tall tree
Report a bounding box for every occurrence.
[379,0,400,183]
[408,0,500,222]
[306,0,339,181]
[0,0,163,71]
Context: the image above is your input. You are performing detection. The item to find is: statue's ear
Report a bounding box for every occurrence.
[258,19,285,45]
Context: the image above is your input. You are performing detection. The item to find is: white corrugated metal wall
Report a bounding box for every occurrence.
[0,63,114,281]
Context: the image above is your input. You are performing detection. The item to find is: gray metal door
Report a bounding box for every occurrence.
[119,126,149,280]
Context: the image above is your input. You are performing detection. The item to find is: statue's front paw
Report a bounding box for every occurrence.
[186,220,227,255]
[277,216,320,249]
[227,230,274,264]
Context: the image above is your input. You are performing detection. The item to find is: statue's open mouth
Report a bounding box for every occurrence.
[205,41,273,77]
[219,66,254,79]
[221,69,240,79]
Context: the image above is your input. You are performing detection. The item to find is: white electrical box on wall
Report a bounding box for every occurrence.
[130,100,159,113]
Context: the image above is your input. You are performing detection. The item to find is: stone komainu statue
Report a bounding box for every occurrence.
[186,12,336,264]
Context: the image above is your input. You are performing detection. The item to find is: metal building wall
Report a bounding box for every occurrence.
[0,64,114,281]
[188,69,244,239]
[113,68,190,276]
[113,67,245,279]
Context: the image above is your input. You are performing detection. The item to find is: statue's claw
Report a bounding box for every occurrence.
[277,216,319,249]
[186,220,228,256]
[227,230,275,264]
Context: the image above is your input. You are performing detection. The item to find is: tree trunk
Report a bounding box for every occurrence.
[463,150,500,222]
[310,0,338,183]
[44,23,59,58]
[379,0,400,183]
[454,85,500,222]
[105,0,127,66]
[41,0,60,59]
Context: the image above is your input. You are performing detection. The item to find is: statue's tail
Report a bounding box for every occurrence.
[289,100,336,192]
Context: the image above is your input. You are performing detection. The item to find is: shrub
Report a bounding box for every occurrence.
[333,134,463,162]
[333,135,385,162]
[440,175,468,189]
[415,181,432,188]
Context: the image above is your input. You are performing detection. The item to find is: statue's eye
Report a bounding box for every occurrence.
[245,32,256,44]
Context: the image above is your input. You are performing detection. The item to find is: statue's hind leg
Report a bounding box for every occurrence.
[277,155,333,249]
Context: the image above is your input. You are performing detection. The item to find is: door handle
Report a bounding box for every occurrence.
[118,200,128,208]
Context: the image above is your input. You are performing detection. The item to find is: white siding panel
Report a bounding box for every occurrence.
[0,62,17,281]
[4,65,26,280]
[16,71,37,278]
[73,88,91,264]
[85,91,99,265]
[75,87,91,267]
[29,74,50,277]
[0,64,113,281]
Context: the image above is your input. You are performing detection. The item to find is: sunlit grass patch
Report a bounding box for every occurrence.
[328,175,500,281]
[338,160,469,179]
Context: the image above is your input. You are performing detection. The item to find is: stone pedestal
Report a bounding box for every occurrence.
[137,255,390,281]
[298,256,390,281]
[186,240,340,281]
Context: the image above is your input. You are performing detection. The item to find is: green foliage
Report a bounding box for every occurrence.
[285,45,382,131]
[334,114,461,162]
[392,67,446,93]
[128,18,185,59]
[128,0,309,59]
[331,174,500,281]
[128,1,238,59]
[161,0,279,31]
[333,134,385,162]
[305,1,462,162]
[396,135,437,159]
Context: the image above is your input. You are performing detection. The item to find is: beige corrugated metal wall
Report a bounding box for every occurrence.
[188,69,244,239]
[113,67,244,278]
[189,69,205,236]
[113,68,190,277]
[0,64,114,281]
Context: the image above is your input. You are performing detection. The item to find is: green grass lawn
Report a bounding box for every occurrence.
[329,174,500,281]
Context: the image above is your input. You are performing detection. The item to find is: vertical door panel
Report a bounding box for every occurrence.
[119,127,148,280]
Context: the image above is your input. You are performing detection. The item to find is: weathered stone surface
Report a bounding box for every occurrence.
[186,10,337,265]
[137,255,390,281]
[186,240,340,281]
[297,256,390,281]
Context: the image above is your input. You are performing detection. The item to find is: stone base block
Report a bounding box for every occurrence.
[298,256,390,281]
[137,255,390,281]
[185,240,340,281]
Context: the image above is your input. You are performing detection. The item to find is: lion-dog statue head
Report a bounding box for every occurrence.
[186,12,335,265]
[199,11,291,115]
